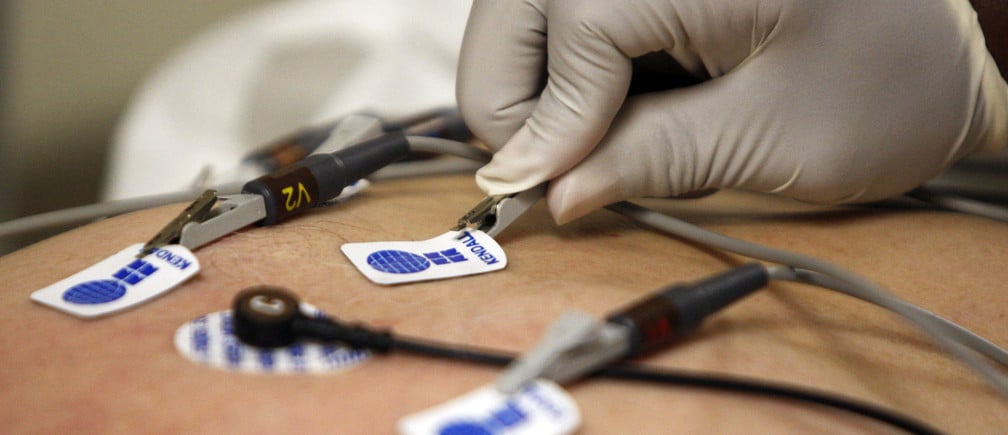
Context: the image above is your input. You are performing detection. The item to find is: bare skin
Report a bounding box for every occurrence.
[2,174,1006,434]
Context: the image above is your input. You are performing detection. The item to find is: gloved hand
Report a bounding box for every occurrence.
[457,0,1008,223]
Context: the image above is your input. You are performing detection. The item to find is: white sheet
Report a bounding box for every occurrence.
[104,0,471,200]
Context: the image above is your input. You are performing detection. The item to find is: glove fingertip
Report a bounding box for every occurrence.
[475,164,542,196]
[546,173,624,225]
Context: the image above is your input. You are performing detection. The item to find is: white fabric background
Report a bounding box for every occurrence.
[104,0,472,200]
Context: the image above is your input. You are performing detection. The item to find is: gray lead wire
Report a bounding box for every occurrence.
[0,189,218,240]
[607,201,1008,398]
[404,135,492,163]
[0,136,488,241]
[766,266,1008,367]
[908,188,1008,223]
[3,133,1007,400]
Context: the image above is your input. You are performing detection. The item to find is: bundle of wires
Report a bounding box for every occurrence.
[4,111,1008,434]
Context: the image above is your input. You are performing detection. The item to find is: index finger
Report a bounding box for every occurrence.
[475,0,661,194]
[457,0,548,149]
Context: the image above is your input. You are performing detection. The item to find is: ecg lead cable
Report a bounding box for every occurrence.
[1,109,1003,431]
[128,120,493,255]
[604,201,1008,398]
[495,263,770,393]
[229,278,942,434]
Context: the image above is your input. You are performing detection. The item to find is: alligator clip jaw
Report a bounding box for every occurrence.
[137,189,268,256]
[137,189,218,258]
[452,184,546,238]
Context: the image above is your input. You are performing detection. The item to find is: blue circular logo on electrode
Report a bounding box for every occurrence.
[439,422,493,435]
[366,250,430,274]
[62,279,127,304]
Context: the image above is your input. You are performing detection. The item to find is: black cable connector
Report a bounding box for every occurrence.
[241,132,411,225]
[241,119,344,172]
[232,286,393,352]
[606,263,769,357]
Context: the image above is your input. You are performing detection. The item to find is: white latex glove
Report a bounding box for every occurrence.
[457,0,1008,223]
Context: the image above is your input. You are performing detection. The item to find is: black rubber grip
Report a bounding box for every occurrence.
[242,132,410,225]
[241,166,321,225]
[606,263,768,357]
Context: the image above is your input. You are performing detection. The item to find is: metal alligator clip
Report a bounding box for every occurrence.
[495,310,632,394]
[178,193,267,250]
[138,189,267,256]
[137,189,218,258]
[452,184,547,238]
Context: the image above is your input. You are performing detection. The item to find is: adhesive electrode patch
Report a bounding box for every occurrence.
[397,380,581,435]
[31,244,200,318]
[341,230,507,285]
[174,303,370,374]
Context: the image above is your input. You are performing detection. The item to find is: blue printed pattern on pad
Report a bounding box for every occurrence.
[366,248,473,274]
[222,313,243,365]
[61,280,128,304]
[62,259,159,304]
[113,259,158,284]
[438,401,528,435]
[367,250,432,274]
[192,316,210,354]
[424,248,468,265]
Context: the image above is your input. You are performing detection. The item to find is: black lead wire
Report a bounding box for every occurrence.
[233,287,943,434]
[593,365,943,435]
[385,333,943,435]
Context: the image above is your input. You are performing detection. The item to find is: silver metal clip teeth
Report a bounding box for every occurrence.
[451,184,547,238]
[137,189,218,258]
[452,194,508,233]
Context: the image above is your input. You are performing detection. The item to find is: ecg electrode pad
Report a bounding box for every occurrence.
[341,230,507,285]
[30,244,200,318]
[174,303,371,374]
[398,380,581,435]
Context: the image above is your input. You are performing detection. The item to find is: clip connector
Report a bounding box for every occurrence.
[176,193,267,250]
[452,194,508,234]
[138,190,271,257]
[137,189,218,258]
[452,184,546,238]
[495,310,631,394]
